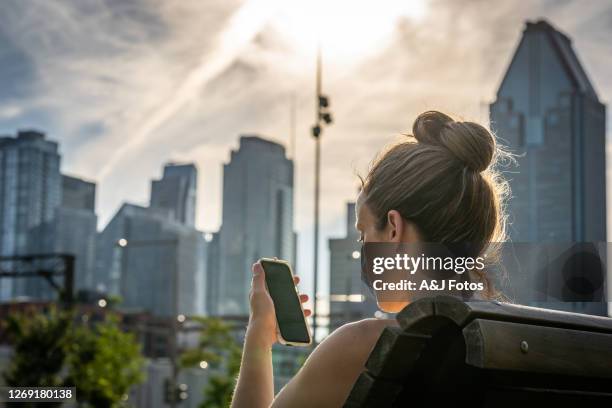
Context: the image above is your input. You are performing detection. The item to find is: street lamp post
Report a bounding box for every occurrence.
[311,47,333,344]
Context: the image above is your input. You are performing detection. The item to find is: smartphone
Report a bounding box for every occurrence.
[259,258,312,346]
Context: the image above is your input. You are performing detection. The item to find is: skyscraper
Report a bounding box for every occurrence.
[0,130,61,300]
[150,163,197,227]
[95,203,205,317]
[217,136,295,315]
[95,161,205,316]
[62,175,95,211]
[328,203,378,331]
[490,20,607,315]
[55,175,97,291]
[490,20,606,242]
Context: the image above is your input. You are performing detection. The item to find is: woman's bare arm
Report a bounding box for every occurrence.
[230,262,393,408]
[272,318,395,408]
[231,327,274,408]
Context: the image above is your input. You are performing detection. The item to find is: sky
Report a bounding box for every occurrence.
[1,0,611,300]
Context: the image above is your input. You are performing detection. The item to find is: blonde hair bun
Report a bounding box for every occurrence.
[412,110,495,173]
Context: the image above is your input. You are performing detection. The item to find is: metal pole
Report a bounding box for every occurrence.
[312,47,322,344]
[313,131,320,343]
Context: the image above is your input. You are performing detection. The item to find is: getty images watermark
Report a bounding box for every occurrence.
[370,252,486,292]
[360,242,608,304]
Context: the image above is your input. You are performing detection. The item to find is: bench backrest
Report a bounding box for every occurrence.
[344,296,612,407]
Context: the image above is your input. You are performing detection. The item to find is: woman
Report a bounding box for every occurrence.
[231,111,510,408]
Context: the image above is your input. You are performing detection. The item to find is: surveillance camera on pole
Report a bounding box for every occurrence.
[311,47,333,345]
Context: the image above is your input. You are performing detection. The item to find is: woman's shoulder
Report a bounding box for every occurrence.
[319,317,398,363]
[303,317,398,369]
[331,318,398,345]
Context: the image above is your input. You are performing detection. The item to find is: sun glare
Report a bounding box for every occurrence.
[270,0,427,63]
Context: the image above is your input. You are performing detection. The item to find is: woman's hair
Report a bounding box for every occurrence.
[361,110,511,298]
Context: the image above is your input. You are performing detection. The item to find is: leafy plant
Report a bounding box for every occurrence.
[2,307,70,408]
[64,316,145,407]
[2,309,145,408]
[178,316,242,408]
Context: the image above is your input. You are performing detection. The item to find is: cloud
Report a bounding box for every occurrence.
[0,106,22,120]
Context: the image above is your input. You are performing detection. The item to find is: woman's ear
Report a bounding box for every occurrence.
[386,210,404,243]
[387,210,422,243]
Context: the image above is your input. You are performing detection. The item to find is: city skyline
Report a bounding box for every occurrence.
[1,3,611,406]
[1,1,612,300]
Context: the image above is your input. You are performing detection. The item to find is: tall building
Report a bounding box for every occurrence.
[490,20,607,314]
[328,203,378,331]
[217,136,295,315]
[490,20,606,242]
[55,175,97,291]
[150,163,197,227]
[0,130,61,300]
[96,161,205,317]
[61,174,95,211]
[95,203,205,317]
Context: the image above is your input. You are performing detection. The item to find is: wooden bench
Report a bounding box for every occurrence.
[344,296,612,407]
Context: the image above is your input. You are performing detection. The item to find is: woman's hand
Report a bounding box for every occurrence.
[232,262,310,408]
[247,262,311,348]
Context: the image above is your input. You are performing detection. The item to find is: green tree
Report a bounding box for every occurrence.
[2,307,70,407]
[178,317,241,408]
[64,316,145,407]
[199,346,241,408]
[2,309,145,408]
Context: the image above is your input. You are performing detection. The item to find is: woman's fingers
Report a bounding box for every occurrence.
[297,289,310,316]
[252,261,264,275]
[251,262,266,291]
[293,275,300,285]
[300,294,310,317]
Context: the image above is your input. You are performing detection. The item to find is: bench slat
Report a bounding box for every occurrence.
[463,318,612,379]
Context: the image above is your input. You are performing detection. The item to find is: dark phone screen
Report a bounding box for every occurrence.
[261,260,310,344]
